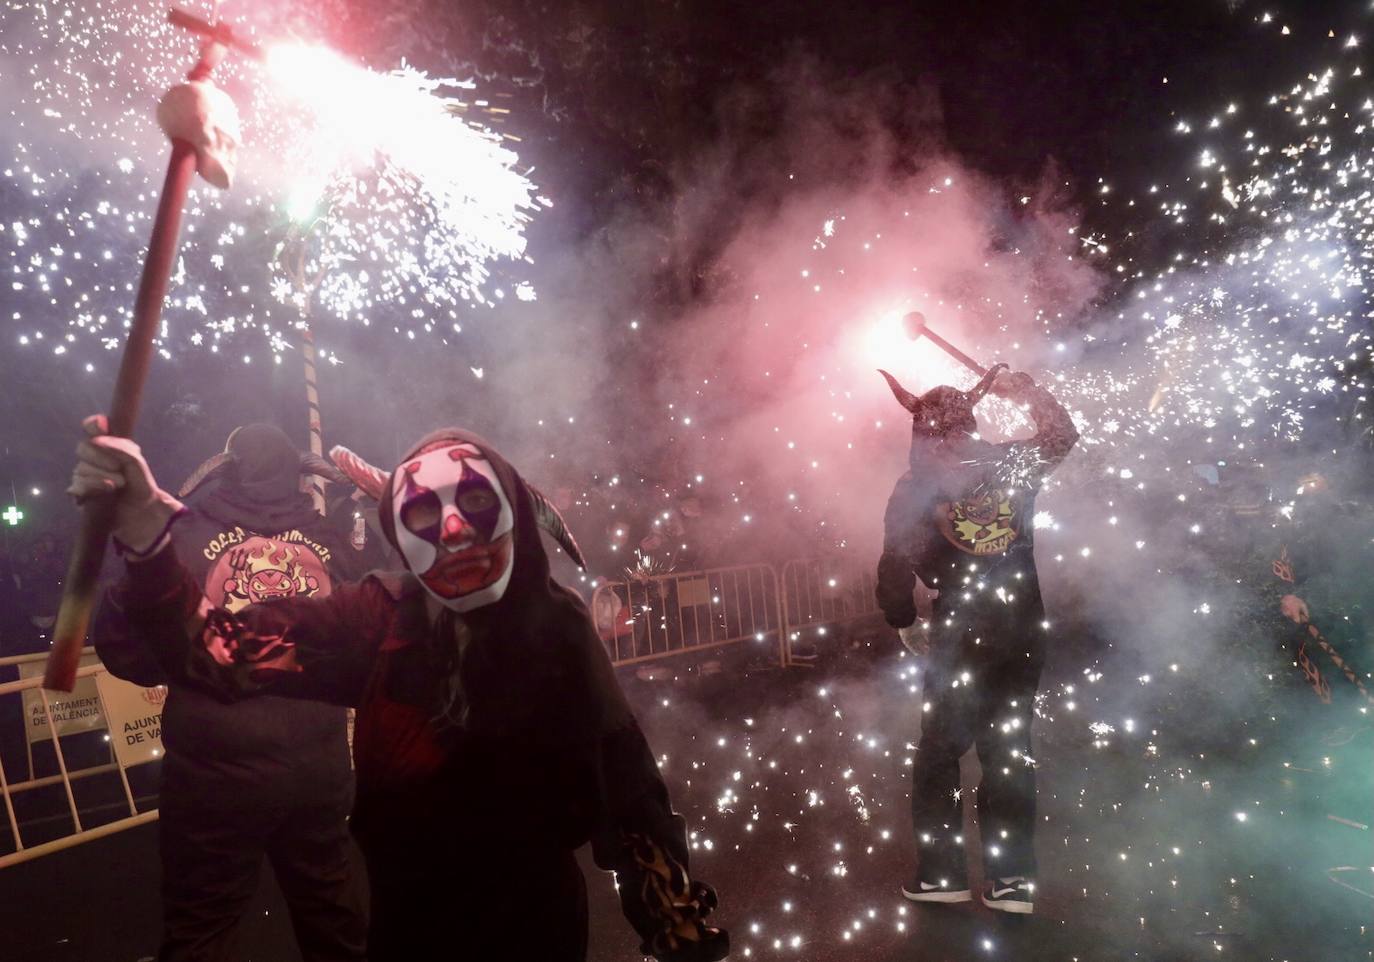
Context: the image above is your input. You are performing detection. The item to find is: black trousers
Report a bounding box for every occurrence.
[157,767,368,962]
[911,604,1045,881]
[364,845,588,962]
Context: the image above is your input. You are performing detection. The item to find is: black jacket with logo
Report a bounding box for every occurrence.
[876,384,1078,635]
[94,483,368,797]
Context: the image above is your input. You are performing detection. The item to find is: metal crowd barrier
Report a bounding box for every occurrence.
[778,557,884,667]
[591,563,788,667]
[590,556,887,669]
[0,649,162,869]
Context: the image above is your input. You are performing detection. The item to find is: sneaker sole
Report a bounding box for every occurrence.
[902,886,972,903]
[981,896,1033,914]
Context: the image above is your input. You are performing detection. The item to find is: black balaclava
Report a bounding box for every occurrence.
[225,424,304,503]
[186,424,324,532]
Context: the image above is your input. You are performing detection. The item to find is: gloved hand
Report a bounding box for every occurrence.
[898,622,929,657]
[68,414,184,555]
[989,370,1036,400]
[645,880,729,962]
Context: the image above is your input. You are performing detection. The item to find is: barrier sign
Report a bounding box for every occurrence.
[95,673,167,769]
[17,655,105,743]
[677,576,712,608]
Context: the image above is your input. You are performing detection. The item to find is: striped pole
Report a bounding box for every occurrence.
[1305,622,1374,707]
[278,230,327,516]
[300,319,326,515]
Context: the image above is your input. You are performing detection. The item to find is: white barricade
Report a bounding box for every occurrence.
[0,650,163,869]
[591,563,787,667]
[778,556,884,667]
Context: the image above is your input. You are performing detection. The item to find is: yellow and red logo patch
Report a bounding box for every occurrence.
[937,492,1019,556]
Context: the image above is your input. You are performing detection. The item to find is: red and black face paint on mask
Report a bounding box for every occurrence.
[392,442,515,611]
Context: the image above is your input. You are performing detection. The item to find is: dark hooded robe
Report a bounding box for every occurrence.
[101,428,726,962]
[874,369,1078,887]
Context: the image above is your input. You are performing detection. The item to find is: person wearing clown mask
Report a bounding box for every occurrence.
[874,365,1078,916]
[76,422,728,962]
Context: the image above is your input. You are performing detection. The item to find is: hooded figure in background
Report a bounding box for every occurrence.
[82,424,728,962]
[94,423,369,962]
[875,365,1078,915]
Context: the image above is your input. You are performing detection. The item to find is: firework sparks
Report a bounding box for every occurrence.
[1,1,541,369]
[265,43,542,325]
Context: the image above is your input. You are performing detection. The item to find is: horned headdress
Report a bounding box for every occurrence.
[877,363,1008,440]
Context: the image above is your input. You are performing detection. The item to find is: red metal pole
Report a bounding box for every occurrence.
[44,140,200,691]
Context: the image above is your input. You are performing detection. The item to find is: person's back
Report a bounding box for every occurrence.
[95,424,368,962]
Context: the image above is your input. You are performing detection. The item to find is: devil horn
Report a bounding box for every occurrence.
[178,451,233,498]
[300,451,349,485]
[878,369,921,414]
[964,362,1010,404]
[328,445,389,502]
[527,483,587,570]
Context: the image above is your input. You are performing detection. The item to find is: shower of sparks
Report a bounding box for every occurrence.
[581,13,1374,572]
[264,43,542,327]
[564,21,1373,957]
[1077,54,1374,451]
[1,0,540,369]
[2,5,1371,956]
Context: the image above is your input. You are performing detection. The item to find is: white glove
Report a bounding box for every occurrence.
[68,415,183,555]
[898,622,929,657]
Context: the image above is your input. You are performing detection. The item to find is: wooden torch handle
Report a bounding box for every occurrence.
[43,140,200,691]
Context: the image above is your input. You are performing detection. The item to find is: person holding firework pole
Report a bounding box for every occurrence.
[72,419,728,962]
[94,423,368,962]
[875,329,1078,914]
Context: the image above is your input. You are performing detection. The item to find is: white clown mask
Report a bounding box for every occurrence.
[391,442,516,612]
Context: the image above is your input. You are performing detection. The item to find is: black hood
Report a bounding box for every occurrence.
[191,424,321,533]
[377,427,551,610]
[227,424,301,501]
[375,427,626,740]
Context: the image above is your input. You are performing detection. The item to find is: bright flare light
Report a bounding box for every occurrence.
[264,43,540,323]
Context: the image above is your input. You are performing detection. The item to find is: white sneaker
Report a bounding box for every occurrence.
[982,876,1034,914]
[902,875,972,903]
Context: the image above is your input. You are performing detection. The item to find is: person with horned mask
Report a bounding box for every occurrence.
[74,418,728,962]
[875,363,1078,914]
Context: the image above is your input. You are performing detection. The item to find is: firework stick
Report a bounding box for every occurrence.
[904,312,988,376]
[277,234,328,515]
[44,10,252,691]
[44,142,200,691]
